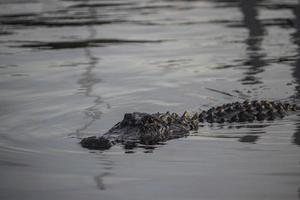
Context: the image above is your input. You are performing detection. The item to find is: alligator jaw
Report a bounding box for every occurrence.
[80,136,113,150]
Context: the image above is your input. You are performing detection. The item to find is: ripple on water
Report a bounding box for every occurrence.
[0,0,300,199]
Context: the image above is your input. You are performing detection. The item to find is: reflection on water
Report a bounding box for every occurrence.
[210,0,267,85]
[291,1,300,147]
[0,0,300,199]
[238,135,259,143]
[94,172,111,190]
[239,0,266,85]
[16,38,164,49]
[0,159,29,167]
[190,121,268,144]
[94,153,114,190]
[72,1,110,138]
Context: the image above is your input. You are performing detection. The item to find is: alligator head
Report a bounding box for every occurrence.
[80,111,197,150]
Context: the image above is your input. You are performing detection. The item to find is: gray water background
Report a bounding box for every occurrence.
[0,0,300,199]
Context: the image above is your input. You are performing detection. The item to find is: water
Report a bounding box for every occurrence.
[0,0,300,199]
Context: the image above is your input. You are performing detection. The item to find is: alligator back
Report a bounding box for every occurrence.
[80,100,298,150]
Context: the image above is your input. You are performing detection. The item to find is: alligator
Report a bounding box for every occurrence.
[80,100,298,150]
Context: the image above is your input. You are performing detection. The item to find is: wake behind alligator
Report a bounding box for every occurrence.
[80,100,299,150]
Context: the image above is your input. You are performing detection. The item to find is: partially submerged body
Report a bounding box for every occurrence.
[80,100,298,150]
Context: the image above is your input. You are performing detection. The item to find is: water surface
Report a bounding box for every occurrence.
[0,0,300,199]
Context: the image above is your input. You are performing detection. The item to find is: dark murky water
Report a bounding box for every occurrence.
[0,0,300,199]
